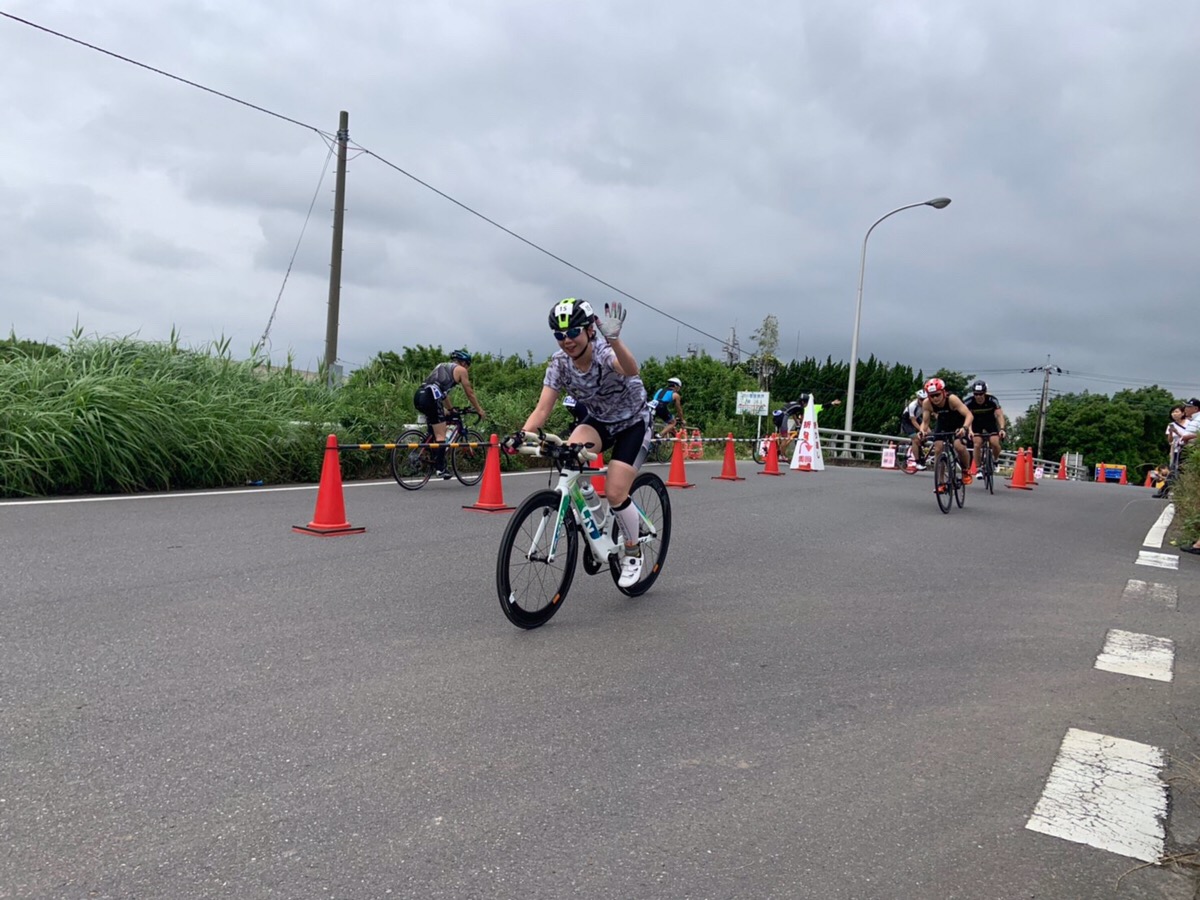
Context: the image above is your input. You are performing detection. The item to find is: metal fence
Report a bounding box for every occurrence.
[819,428,1084,480]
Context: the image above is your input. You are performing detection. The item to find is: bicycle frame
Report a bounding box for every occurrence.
[517,438,658,565]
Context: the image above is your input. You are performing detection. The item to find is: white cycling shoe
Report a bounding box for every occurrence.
[618,551,643,588]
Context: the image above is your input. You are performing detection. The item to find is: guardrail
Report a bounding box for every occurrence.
[820,429,1081,479]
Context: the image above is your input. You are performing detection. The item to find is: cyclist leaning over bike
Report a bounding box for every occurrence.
[918,377,974,487]
[413,349,487,480]
[900,389,929,470]
[963,380,1006,468]
[649,377,685,438]
[772,393,840,432]
[510,298,651,588]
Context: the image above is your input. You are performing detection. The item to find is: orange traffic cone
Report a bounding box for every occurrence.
[712,433,745,481]
[590,453,607,497]
[758,434,785,476]
[1056,454,1068,480]
[666,435,695,488]
[463,434,515,512]
[1006,447,1033,491]
[1143,470,1154,488]
[1023,447,1036,487]
[1118,467,1128,485]
[294,434,366,535]
[1097,463,1107,484]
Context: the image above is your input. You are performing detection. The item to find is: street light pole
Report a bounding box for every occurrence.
[842,197,951,451]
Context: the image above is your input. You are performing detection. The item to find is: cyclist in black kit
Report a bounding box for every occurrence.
[918,377,974,488]
[413,349,487,479]
[963,380,1006,468]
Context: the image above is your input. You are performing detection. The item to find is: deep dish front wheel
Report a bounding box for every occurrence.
[390,429,432,490]
[496,490,578,629]
[934,451,952,514]
[451,429,486,486]
[608,472,672,597]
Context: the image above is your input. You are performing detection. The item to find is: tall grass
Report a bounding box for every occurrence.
[0,336,338,496]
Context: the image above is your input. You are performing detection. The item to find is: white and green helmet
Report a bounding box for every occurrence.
[548,298,595,331]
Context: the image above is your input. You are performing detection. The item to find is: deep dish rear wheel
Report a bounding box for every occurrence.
[496,490,577,629]
[608,472,672,597]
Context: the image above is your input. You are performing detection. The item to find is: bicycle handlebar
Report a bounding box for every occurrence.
[513,430,599,464]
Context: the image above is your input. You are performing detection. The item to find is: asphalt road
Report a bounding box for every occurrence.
[3,461,1198,899]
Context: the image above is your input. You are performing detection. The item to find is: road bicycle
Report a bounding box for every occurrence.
[389,408,485,490]
[898,438,931,473]
[645,426,683,464]
[973,432,999,495]
[922,430,968,514]
[752,430,798,465]
[496,432,672,629]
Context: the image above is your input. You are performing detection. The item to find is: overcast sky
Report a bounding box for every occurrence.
[3,1,1197,413]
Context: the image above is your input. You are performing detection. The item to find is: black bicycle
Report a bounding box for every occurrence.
[974,432,1000,495]
[922,430,968,513]
[390,408,485,490]
[645,429,678,464]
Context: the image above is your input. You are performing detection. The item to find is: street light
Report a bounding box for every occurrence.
[842,197,951,447]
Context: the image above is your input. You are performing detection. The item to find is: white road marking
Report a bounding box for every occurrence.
[1142,503,1175,548]
[1121,579,1178,609]
[1027,728,1167,862]
[1094,629,1174,682]
[1136,550,1179,570]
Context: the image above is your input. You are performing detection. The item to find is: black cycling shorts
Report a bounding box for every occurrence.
[413,386,446,424]
[570,416,648,467]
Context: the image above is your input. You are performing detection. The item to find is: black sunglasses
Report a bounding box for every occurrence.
[553,326,584,341]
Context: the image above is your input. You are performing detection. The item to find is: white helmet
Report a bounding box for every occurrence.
[916,389,928,400]
[667,377,682,387]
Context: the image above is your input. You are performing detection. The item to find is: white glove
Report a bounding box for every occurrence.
[597,301,626,340]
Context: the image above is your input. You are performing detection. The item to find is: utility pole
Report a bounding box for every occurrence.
[1026,355,1063,459]
[324,110,349,387]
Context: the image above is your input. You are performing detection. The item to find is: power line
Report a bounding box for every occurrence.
[0,11,332,140]
[355,147,739,353]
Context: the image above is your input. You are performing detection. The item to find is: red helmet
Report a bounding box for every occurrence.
[923,377,946,394]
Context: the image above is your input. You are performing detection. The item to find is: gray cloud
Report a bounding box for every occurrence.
[0,0,1196,403]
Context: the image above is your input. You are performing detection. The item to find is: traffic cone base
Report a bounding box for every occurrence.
[666,435,695,488]
[712,433,745,481]
[294,434,366,535]
[464,435,516,512]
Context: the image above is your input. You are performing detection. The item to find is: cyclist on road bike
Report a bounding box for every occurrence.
[918,377,974,488]
[509,298,651,588]
[649,377,685,439]
[900,389,928,470]
[772,393,841,431]
[413,349,487,479]
[963,380,1006,471]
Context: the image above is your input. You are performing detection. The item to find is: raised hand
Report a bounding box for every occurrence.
[597,301,626,340]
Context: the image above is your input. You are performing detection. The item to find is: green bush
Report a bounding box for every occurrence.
[1176,444,1200,545]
